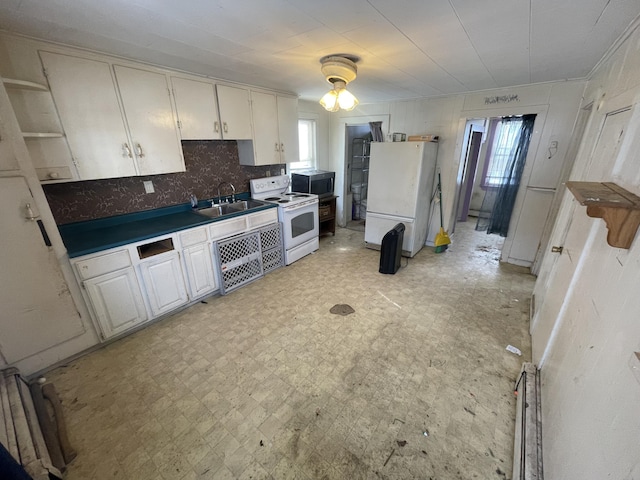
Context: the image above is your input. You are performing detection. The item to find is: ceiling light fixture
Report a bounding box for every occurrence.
[319,54,359,112]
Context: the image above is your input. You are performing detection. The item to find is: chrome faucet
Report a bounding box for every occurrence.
[217,181,236,203]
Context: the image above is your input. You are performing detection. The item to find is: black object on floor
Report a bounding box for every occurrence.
[379,223,405,274]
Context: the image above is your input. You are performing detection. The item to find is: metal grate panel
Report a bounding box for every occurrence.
[260,223,284,274]
[216,232,264,294]
[262,247,283,274]
[260,223,282,251]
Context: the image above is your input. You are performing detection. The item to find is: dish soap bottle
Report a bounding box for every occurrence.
[189,194,198,209]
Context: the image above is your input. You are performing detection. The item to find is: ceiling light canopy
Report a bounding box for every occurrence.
[319,54,359,112]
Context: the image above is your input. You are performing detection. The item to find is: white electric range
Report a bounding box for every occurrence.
[250,175,319,265]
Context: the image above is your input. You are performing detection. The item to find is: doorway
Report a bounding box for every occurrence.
[345,124,371,231]
[455,120,486,222]
[453,114,537,258]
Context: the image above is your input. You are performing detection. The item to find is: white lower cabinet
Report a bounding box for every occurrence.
[84,267,147,339]
[182,242,218,298]
[72,208,279,340]
[138,252,189,317]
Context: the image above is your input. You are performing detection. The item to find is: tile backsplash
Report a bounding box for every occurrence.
[43,141,284,225]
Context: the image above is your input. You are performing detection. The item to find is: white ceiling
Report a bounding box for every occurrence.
[1,0,640,103]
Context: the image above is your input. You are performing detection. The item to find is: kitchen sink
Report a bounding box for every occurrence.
[195,199,268,218]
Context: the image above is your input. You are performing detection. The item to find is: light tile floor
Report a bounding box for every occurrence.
[47,221,534,479]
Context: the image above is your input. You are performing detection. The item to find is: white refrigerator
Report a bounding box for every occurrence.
[364,141,438,257]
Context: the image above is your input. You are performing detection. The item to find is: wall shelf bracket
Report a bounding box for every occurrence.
[566,181,640,249]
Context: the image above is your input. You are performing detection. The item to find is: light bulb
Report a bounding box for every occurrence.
[319,90,339,112]
[337,89,358,110]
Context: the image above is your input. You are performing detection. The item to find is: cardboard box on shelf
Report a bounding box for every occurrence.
[407,134,439,142]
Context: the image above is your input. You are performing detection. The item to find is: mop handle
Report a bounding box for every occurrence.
[438,173,444,227]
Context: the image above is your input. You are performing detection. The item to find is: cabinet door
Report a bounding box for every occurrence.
[277,95,299,164]
[246,91,280,166]
[216,84,253,140]
[40,52,137,179]
[0,177,85,362]
[183,243,218,298]
[138,252,188,317]
[171,77,221,140]
[113,65,185,175]
[84,267,148,339]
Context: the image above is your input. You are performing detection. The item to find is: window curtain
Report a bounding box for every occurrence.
[369,122,384,142]
[476,114,536,236]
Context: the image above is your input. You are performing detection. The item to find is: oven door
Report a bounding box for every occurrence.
[281,200,319,249]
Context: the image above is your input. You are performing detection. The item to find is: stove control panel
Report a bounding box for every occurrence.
[250,175,290,195]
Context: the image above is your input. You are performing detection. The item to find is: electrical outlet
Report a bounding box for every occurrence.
[281,168,285,175]
[143,180,154,194]
[265,171,271,177]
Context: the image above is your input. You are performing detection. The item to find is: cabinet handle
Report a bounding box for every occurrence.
[136,143,145,157]
[223,122,228,133]
[280,143,284,152]
[123,143,133,158]
[214,121,220,133]
[36,219,52,247]
[275,142,279,152]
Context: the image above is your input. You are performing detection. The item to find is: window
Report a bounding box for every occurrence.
[289,118,316,171]
[482,117,523,187]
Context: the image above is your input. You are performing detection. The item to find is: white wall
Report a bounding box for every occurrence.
[328,81,585,266]
[531,20,640,480]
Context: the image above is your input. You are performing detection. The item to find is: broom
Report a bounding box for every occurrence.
[434,173,451,253]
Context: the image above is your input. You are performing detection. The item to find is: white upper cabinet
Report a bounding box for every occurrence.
[40,52,137,179]
[113,65,185,176]
[171,76,221,140]
[277,95,299,164]
[240,91,299,166]
[40,52,185,180]
[216,84,253,140]
[249,91,281,165]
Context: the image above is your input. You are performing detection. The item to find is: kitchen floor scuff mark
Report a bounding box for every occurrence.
[330,304,355,315]
[377,291,402,309]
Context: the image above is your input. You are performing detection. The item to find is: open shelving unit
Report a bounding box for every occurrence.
[351,137,370,220]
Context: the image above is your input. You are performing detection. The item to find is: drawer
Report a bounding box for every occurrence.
[319,205,332,219]
[75,249,132,280]
[36,166,75,182]
[247,209,278,229]
[179,226,208,248]
[209,216,247,240]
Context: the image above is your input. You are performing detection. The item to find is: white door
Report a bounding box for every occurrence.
[40,52,136,179]
[277,95,299,164]
[0,177,85,363]
[171,77,221,140]
[84,267,147,339]
[367,142,423,217]
[216,84,253,140]
[113,65,185,175]
[139,252,188,317]
[183,243,218,298]
[250,91,280,165]
[531,108,632,365]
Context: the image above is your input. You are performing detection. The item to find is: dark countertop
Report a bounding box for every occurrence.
[59,194,277,258]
